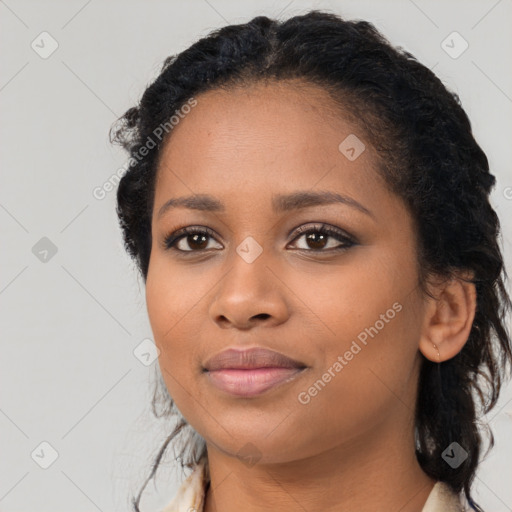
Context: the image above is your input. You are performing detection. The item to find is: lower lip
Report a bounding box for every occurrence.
[205,367,305,397]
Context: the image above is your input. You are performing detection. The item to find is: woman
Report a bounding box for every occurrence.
[110,10,512,512]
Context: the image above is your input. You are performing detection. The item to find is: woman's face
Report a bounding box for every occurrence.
[146,81,427,464]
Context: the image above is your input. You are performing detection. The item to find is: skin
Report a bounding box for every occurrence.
[145,81,476,512]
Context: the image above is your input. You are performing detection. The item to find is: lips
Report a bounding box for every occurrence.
[203,347,308,397]
[203,347,307,371]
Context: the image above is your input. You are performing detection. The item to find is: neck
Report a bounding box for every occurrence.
[203,410,436,512]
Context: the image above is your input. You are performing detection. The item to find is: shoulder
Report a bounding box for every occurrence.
[159,458,209,512]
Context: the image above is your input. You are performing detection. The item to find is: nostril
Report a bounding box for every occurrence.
[252,313,271,320]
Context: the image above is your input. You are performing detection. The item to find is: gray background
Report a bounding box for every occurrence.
[1,0,511,511]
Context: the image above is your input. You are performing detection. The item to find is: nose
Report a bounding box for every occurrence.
[208,252,290,330]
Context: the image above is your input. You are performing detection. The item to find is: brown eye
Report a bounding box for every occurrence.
[303,232,329,250]
[163,226,222,252]
[180,233,209,251]
[289,224,356,252]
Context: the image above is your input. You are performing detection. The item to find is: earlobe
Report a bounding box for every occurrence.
[418,274,476,363]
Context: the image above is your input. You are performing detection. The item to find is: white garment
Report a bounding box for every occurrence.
[160,458,467,512]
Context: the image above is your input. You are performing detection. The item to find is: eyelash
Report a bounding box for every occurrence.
[162,223,356,255]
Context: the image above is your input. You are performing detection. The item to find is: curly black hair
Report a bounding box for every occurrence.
[109,10,512,511]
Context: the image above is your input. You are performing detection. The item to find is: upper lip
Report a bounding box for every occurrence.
[203,347,307,371]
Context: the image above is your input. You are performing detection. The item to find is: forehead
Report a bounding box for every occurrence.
[159,80,357,157]
[153,81,383,210]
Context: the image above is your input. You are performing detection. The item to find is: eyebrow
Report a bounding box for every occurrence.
[157,190,374,220]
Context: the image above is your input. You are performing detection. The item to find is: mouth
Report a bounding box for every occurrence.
[202,346,308,398]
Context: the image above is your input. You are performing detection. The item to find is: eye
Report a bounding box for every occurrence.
[287,223,356,252]
[162,226,222,252]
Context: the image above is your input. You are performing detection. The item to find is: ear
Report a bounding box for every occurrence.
[418,272,477,363]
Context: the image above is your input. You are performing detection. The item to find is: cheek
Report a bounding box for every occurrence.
[145,254,206,343]
[145,257,211,408]
[289,244,415,339]
[288,248,421,419]
[289,304,421,457]
[145,260,193,373]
